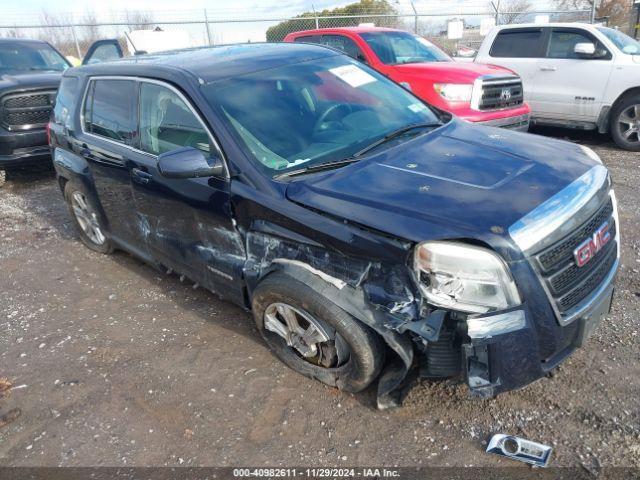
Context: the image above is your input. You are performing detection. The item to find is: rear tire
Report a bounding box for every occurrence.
[63,179,113,254]
[252,273,384,392]
[611,95,640,151]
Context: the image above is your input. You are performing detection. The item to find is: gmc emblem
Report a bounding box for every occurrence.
[573,222,611,267]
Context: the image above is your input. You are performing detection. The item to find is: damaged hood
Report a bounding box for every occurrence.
[285,120,598,248]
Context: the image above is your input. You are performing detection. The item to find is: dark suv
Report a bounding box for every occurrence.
[0,38,71,184]
[50,43,619,408]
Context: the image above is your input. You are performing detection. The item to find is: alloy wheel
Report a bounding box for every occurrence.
[618,104,640,143]
[70,191,106,245]
[263,302,349,368]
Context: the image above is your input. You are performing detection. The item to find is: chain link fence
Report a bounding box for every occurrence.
[0,3,604,62]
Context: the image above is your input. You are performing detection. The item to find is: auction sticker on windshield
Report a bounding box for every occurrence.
[329,64,376,88]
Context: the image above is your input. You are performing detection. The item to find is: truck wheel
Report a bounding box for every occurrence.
[611,96,640,151]
[252,273,384,393]
[63,180,113,254]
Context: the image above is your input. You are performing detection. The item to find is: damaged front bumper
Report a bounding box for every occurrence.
[462,280,614,398]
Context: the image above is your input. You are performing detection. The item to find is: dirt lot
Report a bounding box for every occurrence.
[1,127,639,470]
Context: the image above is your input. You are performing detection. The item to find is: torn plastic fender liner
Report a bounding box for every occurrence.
[463,309,542,398]
[267,260,414,410]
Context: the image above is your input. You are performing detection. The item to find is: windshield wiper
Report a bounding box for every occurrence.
[274,122,441,180]
[352,122,441,158]
[274,157,361,180]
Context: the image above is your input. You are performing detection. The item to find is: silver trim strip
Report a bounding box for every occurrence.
[79,75,229,179]
[509,164,609,254]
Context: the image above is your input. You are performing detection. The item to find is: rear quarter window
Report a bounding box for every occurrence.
[293,35,321,44]
[53,76,79,129]
[83,79,137,145]
[490,30,544,58]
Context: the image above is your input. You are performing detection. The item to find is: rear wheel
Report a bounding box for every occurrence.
[252,273,384,392]
[611,96,640,151]
[63,180,113,254]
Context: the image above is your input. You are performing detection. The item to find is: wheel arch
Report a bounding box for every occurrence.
[245,231,416,409]
[602,87,640,133]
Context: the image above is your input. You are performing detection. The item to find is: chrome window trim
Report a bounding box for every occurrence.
[79,75,230,179]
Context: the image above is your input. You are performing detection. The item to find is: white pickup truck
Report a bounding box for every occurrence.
[475,23,640,151]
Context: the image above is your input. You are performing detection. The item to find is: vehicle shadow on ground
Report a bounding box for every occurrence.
[109,251,388,409]
[528,125,615,148]
[4,164,78,241]
[108,250,265,347]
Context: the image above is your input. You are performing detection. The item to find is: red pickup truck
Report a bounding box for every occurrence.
[285,27,531,131]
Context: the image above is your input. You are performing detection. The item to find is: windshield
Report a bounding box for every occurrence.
[0,42,69,73]
[360,31,451,65]
[597,27,640,55]
[202,55,441,175]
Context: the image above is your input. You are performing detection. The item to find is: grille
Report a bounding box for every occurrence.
[533,198,616,315]
[538,200,614,272]
[1,90,56,129]
[478,77,524,111]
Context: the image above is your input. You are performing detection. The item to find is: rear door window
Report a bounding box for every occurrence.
[490,29,544,58]
[293,35,321,44]
[320,35,366,62]
[139,82,213,156]
[83,79,137,145]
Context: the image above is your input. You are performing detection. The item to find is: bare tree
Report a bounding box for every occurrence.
[553,0,635,32]
[123,10,155,31]
[491,0,534,25]
[80,11,101,44]
[39,10,76,56]
[5,28,24,38]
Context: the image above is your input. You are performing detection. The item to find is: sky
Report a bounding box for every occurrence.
[0,0,559,44]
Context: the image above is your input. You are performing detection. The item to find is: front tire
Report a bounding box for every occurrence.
[252,273,384,393]
[611,96,640,151]
[63,180,113,254]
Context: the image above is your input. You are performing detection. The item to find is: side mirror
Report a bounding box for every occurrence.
[574,42,596,56]
[158,147,225,179]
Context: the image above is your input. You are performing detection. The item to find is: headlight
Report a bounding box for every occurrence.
[414,241,521,314]
[580,145,603,164]
[433,83,473,102]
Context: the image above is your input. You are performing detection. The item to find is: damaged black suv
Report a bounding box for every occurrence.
[50,43,619,408]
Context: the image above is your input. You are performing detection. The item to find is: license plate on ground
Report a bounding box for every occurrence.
[576,288,614,347]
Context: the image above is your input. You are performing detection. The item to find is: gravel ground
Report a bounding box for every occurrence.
[0,127,639,470]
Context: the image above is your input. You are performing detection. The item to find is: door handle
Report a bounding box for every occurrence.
[131,168,153,184]
[80,147,93,160]
[539,66,557,71]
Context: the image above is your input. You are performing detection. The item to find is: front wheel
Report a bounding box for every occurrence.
[252,273,384,393]
[611,97,640,151]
